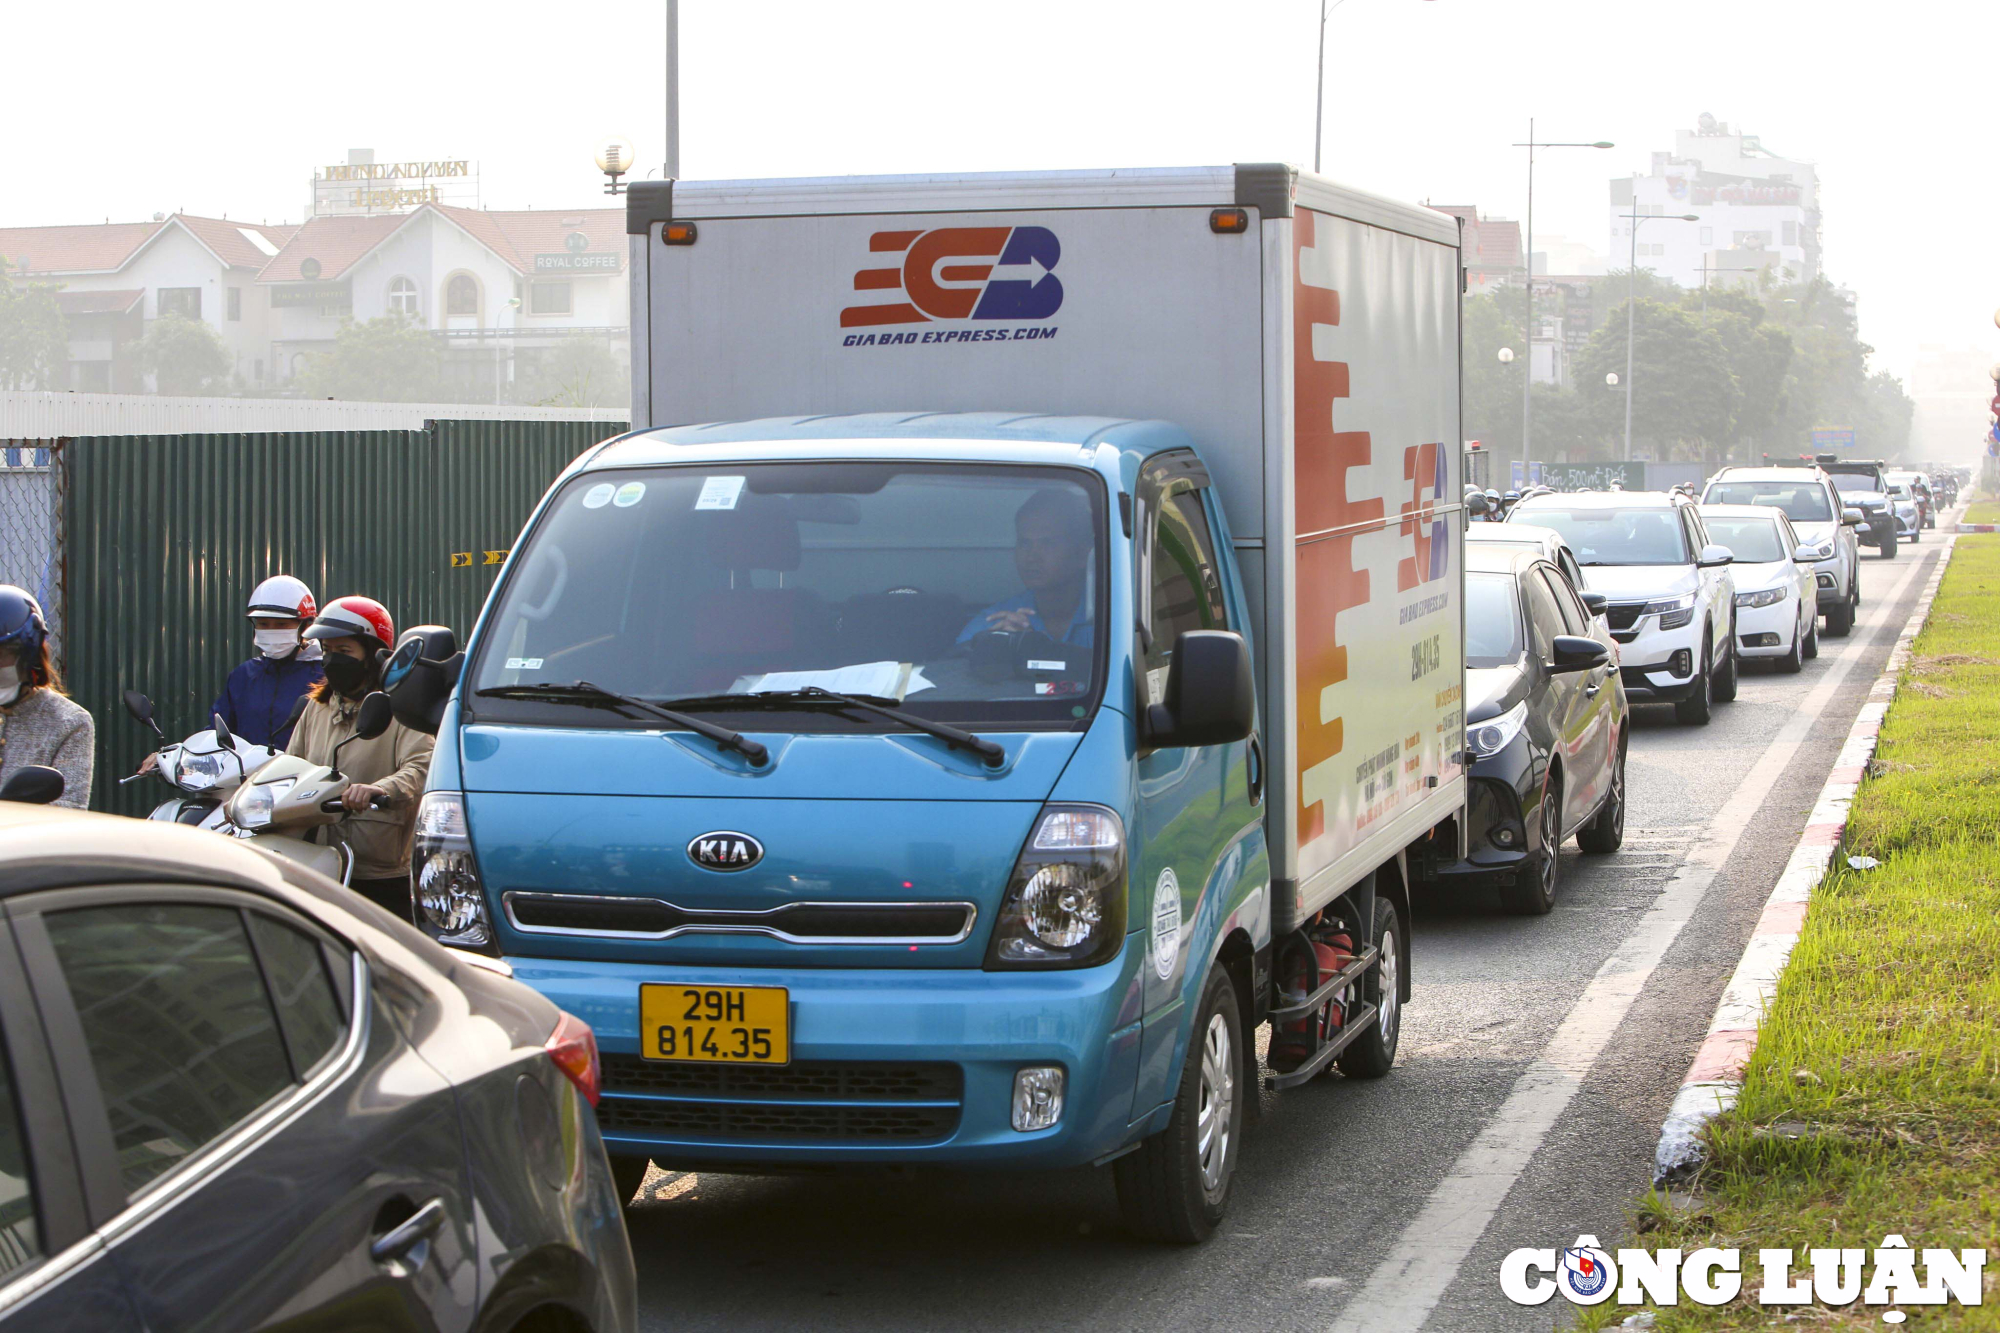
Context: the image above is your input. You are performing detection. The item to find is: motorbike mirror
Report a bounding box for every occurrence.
[354,691,395,742]
[286,693,310,729]
[0,765,64,805]
[123,689,154,725]
[211,711,235,749]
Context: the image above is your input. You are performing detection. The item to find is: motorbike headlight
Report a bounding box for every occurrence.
[987,805,1126,969]
[175,750,230,794]
[414,792,495,951]
[227,777,294,831]
[1736,587,1788,609]
[1466,700,1529,761]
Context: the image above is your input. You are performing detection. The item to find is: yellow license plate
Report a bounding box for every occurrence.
[639,984,790,1064]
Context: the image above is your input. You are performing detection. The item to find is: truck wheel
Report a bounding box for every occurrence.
[1577,739,1626,854]
[1501,774,1562,915]
[1878,528,1898,559]
[1336,896,1404,1079]
[1674,643,1713,725]
[1115,968,1244,1244]
[609,1154,651,1206]
[1714,627,1739,702]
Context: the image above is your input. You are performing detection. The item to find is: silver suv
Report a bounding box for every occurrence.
[1700,464,1863,635]
[1507,490,1739,725]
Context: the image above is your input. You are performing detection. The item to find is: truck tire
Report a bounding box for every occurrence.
[1500,773,1562,915]
[609,1154,651,1206]
[1115,968,1245,1244]
[1713,626,1739,702]
[1336,896,1404,1079]
[1674,644,1714,726]
[1576,739,1626,854]
[1878,528,1898,559]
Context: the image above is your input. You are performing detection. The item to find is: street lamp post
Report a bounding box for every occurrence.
[1512,125,1612,473]
[1618,209,1700,461]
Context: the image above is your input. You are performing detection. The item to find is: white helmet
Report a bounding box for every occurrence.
[246,574,317,622]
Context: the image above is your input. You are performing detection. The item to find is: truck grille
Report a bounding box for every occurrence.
[504,892,976,944]
[597,1055,964,1145]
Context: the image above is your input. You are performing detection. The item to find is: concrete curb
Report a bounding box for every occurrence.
[1651,528,1962,1185]
[1955,523,1998,533]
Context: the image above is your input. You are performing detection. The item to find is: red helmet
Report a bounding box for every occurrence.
[304,596,395,656]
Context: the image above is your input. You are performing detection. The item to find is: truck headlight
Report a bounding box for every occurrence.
[1735,587,1787,608]
[987,805,1126,969]
[1466,700,1528,761]
[413,791,495,950]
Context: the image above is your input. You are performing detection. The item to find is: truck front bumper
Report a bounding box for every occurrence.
[508,944,1147,1169]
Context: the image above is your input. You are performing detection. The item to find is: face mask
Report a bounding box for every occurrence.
[322,653,370,698]
[0,665,18,707]
[254,628,300,660]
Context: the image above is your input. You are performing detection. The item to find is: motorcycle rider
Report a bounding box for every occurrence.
[136,575,324,776]
[0,586,93,809]
[289,596,434,921]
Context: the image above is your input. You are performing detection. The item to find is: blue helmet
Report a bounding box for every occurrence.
[0,586,47,663]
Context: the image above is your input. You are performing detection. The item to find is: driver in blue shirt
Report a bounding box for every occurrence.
[959,488,1094,647]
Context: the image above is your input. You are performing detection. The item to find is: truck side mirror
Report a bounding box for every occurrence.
[1841,507,1864,526]
[1145,630,1255,749]
[0,765,64,805]
[1547,635,1609,675]
[1696,544,1734,568]
[383,625,462,737]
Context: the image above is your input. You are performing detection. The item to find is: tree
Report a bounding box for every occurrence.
[137,313,232,395]
[1574,299,1738,460]
[297,314,447,402]
[0,263,69,390]
[515,337,629,408]
[1460,288,1527,457]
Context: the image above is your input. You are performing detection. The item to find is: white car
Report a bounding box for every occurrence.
[1508,490,1738,725]
[1698,504,1820,673]
[1885,471,1926,544]
[1700,465,1863,636]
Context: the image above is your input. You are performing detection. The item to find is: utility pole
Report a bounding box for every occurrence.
[665,0,680,179]
[1314,0,1329,172]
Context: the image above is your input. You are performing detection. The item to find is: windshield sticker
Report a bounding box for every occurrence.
[613,481,647,508]
[505,657,544,671]
[1026,659,1067,672]
[1152,869,1181,980]
[695,475,746,511]
[581,482,616,509]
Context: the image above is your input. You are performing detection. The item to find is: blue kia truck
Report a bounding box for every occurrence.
[392,165,1468,1241]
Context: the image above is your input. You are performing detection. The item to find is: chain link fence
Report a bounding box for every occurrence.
[0,441,63,664]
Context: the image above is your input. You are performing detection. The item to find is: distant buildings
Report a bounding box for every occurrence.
[1428,205,1522,297]
[0,154,627,398]
[1910,345,1998,462]
[1609,113,1821,292]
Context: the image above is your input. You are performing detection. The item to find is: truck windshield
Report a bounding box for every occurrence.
[1829,472,1880,494]
[1702,481,1831,522]
[468,462,1108,729]
[1511,506,1690,566]
[1465,574,1523,669]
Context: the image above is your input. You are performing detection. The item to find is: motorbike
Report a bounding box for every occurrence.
[218,691,396,884]
[120,689,280,826]
[0,765,65,805]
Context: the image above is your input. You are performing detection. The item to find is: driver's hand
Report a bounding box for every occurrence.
[136,751,159,776]
[340,783,388,812]
[983,609,1036,633]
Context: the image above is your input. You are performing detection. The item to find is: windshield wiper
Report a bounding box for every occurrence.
[473,681,768,765]
[659,686,1006,768]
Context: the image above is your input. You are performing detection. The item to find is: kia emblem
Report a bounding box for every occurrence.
[688,831,763,872]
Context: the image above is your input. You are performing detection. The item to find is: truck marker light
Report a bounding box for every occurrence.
[663,222,698,245]
[1210,208,1250,234]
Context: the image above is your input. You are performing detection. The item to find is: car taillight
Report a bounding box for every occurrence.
[545,1011,601,1107]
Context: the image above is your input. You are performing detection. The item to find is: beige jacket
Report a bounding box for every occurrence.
[287,689,435,880]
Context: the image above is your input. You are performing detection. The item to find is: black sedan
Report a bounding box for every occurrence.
[0,802,636,1332]
[1429,547,1630,913]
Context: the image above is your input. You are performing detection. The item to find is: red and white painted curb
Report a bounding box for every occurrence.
[1652,530,1961,1184]
[1956,523,1999,533]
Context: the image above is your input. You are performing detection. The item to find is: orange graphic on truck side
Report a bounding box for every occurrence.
[1294,208,1383,847]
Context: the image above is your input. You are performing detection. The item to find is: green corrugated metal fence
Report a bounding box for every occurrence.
[62,418,626,815]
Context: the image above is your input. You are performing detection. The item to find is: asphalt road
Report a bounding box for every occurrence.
[626,531,1949,1333]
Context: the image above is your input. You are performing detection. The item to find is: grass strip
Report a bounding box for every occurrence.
[1962,500,2000,525]
[1581,536,2000,1330]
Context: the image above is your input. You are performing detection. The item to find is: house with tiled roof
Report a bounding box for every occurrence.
[1427,205,1524,297]
[258,203,627,397]
[0,214,294,390]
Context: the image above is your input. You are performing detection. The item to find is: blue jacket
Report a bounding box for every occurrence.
[211,652,325,750]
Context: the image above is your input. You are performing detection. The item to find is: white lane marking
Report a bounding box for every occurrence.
[1329,551,1932,1333]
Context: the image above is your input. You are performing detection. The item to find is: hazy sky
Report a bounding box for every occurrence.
[8,0,1997,384]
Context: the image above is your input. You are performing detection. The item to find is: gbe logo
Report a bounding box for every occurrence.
[841,226,1063,328]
